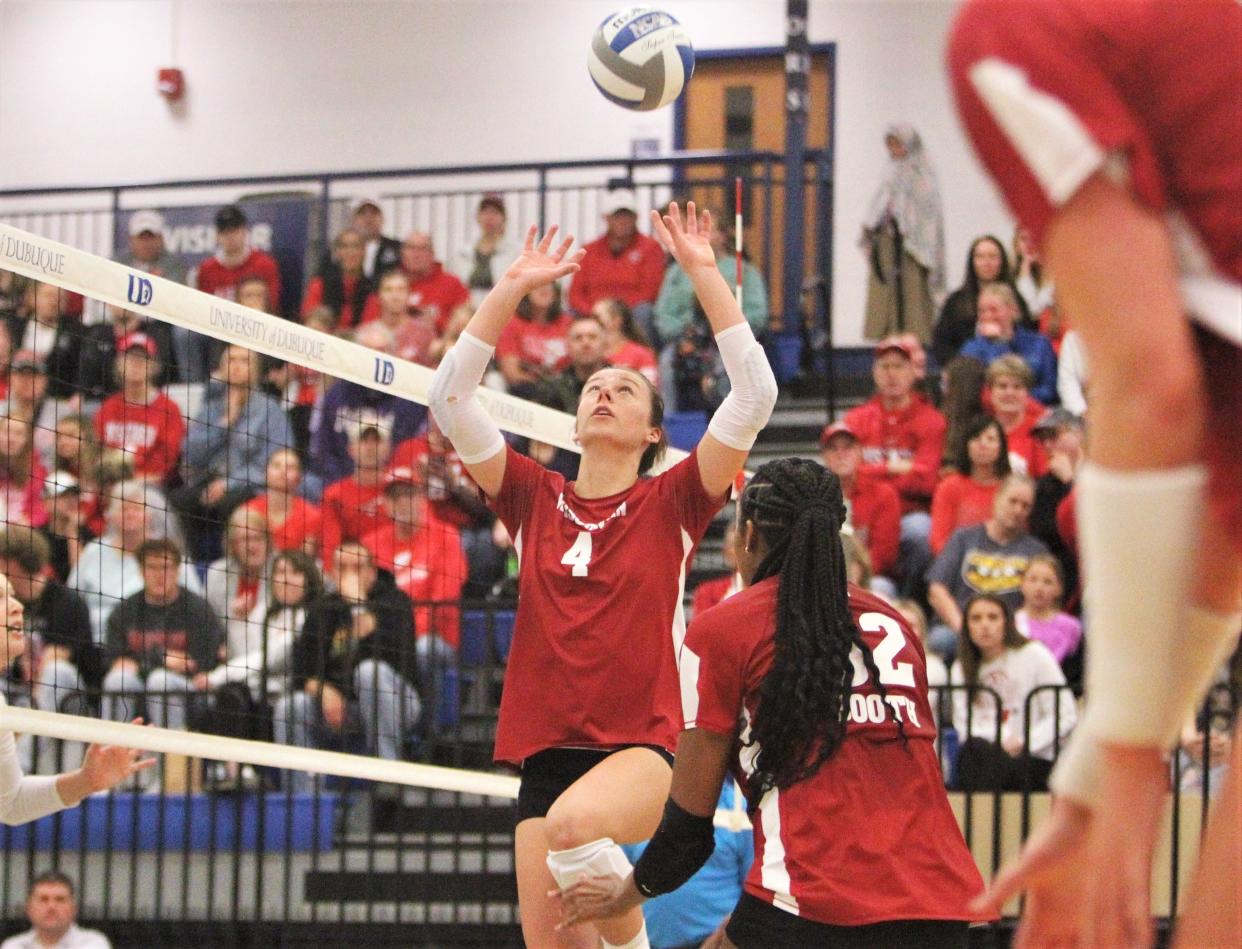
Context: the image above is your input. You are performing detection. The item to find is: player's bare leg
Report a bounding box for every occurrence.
[516,818,596,949]
[544,748,672,947]
[1174,720,1242,948]
[1174,532,1242,949]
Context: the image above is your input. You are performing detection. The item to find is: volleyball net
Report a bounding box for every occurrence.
[0,221,694,801]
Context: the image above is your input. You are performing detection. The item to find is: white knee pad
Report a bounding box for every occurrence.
[546,837,633,891]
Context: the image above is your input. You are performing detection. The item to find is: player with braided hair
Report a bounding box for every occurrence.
[557,458,988,947]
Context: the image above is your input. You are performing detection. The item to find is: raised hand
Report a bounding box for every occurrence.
[650,201,717,273]
[500,225,585,296]
[80,719,157,794]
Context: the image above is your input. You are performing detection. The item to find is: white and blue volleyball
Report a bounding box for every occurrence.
[589,8,695,112]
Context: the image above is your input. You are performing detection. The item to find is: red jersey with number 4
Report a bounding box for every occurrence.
[490,444,724,765]
[948,0,1242,547]
[683,578,988,926]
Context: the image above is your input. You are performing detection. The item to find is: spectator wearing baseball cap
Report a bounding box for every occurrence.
[319,410,394,567]
[841,337,947,596]
[1029,408,1086,612]
[190,204,282,381]
[819,420,902,595]
[121,208,185,282]
[77,303,173,406]
[1,348,59,471]
[93,333,185,486]
[113,209,191,384]
[362,465,467,679]
[351,197,402,280]
[568,188,667,323]
[450,194,522,307]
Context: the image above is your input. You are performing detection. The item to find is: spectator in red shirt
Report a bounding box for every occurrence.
[567,189,666,320]
[362,465,467,677]
[819,421,902,589]
[931,415,1011,554]
[190,205,282,382]
[841,338,946,596]
[985,355,1048,478]
[245,448,322,558]
[391,422,504,599]
[301,229,377,331]
[320,411,392,570]
[591,297,658,384]
[494,283,572,393]
[362,269,437,366]
[399,232,469,333]
[93,333,184,486]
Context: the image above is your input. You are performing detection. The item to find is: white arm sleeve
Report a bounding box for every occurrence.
[1051,606,1241,806]
[427,332,506,465]
[0,698,67,825]
[706,324,779,452]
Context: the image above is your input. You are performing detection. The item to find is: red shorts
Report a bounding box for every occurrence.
[1198,327,1242,554]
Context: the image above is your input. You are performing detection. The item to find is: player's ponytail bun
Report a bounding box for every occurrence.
[738,458,893,798]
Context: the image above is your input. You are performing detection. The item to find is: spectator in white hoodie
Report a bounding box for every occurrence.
[950,593,1075,792]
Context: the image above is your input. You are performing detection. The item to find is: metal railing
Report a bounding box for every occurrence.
[0,150,835,370]
[1,646,1232,945]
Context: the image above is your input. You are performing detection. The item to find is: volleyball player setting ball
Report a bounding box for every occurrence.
[948,1,1241,946]
[428,203,776,949]
[555,458,990,947]
[0,573,153,823]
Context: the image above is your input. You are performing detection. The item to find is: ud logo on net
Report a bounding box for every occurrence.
[127,273,154,306]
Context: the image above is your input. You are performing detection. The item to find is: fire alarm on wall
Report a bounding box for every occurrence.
[157,68,185,102]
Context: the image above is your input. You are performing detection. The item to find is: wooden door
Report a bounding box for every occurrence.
[680,52,831,325]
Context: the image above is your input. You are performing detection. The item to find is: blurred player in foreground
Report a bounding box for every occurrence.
[948,1,1242,945]
[555,459,989,947]
[428,206,775,948]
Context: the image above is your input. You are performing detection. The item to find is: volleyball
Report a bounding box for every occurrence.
[588,8,695,112]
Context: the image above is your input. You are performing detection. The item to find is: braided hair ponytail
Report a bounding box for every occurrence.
[739,458,897,798]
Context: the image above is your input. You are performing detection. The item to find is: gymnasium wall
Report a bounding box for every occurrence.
[0,0,1012,346]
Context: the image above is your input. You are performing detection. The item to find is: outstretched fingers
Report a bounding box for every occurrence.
[552,235,576,263]
[523,224,538,252]
[536,225,560,255]
[649,208,674,252]
[682,200,699,237]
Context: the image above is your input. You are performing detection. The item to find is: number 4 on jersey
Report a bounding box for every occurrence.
[561,531,594,577]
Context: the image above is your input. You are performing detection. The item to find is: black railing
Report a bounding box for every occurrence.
[1,645,1232,945]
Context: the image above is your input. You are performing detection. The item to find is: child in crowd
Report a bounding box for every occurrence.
[1014,553,1082,664]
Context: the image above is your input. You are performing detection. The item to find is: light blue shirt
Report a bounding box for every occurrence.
[623,781,753,949]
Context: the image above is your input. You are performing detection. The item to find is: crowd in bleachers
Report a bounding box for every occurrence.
[0,192,1233,797]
